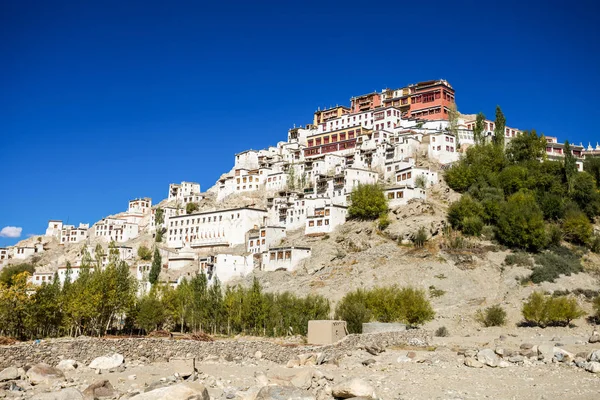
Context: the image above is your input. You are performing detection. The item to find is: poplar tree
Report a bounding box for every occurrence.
[149,247,161,285]
[564,140,578,193]
[473,112,486,145]
[493,106,506,148]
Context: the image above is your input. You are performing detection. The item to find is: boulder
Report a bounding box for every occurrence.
[0,366,19,382]
[589,332,600,344]
[255,385,315,400]
[129,382,209,400]
[56,360,78,371]
[586,361,600,374]
[88,354,124,370]
[83,380,117,399]
[553,348,574,363]
[588,349,600,363]
[464,357,484,368]
[30,388,84,400]
[537,345,554,362]
[291,369,314,390]
[26,363,65,385]
[331,378,377,399]
[476,349,499,367]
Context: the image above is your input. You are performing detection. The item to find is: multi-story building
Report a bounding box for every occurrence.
[29,271,55,286]
[200,254,255,284]
[313,106,351,125]
[166,207,268,249]
[383,80,456,120]
[384,186,426,207]
[305,205,348,236]
[544,137,584,171]
[168,181,201,204]
[59,223,89,244]
[583,143,600,159]
[247,226,287,254]
[45,220,63,238]
[94,218,139,243]
[128,198,152,214]
[260,246,311,272]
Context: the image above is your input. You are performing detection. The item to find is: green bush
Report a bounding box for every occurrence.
[447,195,485,236]
[504,253,533,267]
[334,289,371,334]
[348,184,388,220]
[590,235,600,253]
[476,305,507,327]
[137,245,152,261]
[377,213,391,231]
[435,326,449,337]
[335,286,435,332]
[496,191,547,251]
[522,291,585,327]
[528,246,583,283]
[547,223,563,247]
[562,210,593,246]
[186,202,199,214]
[412,227,428,248]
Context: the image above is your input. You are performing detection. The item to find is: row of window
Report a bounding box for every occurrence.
[307,219,330,227]
[170,213,243,227]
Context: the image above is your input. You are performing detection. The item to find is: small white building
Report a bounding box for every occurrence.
[305,205,348,235]
[384,186,427,207]
[201,254,254,284]
[60,223,89,244]
[29,271,56,286]
[56,264,95,285]
[395,166,438,188]
[168,181,201,203]
[128,197,152,214]
[13,243,44,260]
[0,247,10,266]
[261,247,312,272]
[247,226,287,254]
[45,220,63,238]
[94,218,140,243]
[427,133,460,164]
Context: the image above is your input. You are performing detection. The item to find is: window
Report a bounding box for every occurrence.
[317,220,323,226]
[396,191,403,198]
[309,221,314,227]
[249,240,254,246]
[325,219,329,225]
[388,192,395,199]
[270,252,275,261]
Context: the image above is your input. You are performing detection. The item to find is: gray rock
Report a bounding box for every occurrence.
[82,379,117,399]
[588,349,600,362]
[331,378,377,399]
[589,333,600,344]
[0,367,19,382]
[291,369,314,390]
[508,355,524,363]
[30,388,84,400]
[520,343,534,350]
[537,344,554,362]
[553,348,574,363]
[56,360,78,372]
[129,382,209,400]
[255,385,315,400]
[464,357,484,368]
[585,361,600,373]
[26,363,65,385]
[476,349,499,367]
[361,359,376,366]
[88,354,124,371]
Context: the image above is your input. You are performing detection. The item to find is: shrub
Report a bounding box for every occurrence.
[334,289,371,334]
[481,225,496,240]
[435,326,449,337]
[428,286,446,298]
[476,304,507,327]
[447,195,485,236]
[528,246,583,283]
[594,296,600,319]
[377,213,391,231]
[590,235,600,253]
[186,202,199,214]
[348,184,388,220]
[412,227,428,248]
[547,223,563,247]
[562,210,593,245]
[137,245,152,261]
[496,191,547,251]
[335,286,435,332]
[0,264,34,287]
[415,175,427,189]
[522,291,585,327]
[504,253,533,267]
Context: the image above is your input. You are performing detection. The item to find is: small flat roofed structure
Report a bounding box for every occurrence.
[307,320,347,345]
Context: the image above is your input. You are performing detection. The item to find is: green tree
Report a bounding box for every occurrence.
[562,210,593,245]
[155,207,164,225]
[473,112,486,145]
[334,289,371,334]
[496,191,547,251]
[506,130,546,163]
[348,184,388,220]
[137,245,152,261]
[571,172,600,218]
[0,263,34,287]
[0,272,32,339]
[149,247,162,285]
[136,291,166,333]
[186,202,199,214]
[447,195,485,236]
[564,141,578,193]
[493,106,506,148]
[584,156,600,186]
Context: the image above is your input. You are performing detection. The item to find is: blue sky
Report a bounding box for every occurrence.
[1,0,599,246]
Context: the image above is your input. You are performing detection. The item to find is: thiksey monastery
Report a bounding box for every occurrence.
[1,79,594,290]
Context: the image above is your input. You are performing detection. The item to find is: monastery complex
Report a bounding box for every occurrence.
[2,79,597,290]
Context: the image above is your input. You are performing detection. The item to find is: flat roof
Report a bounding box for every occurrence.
[170,206,267,219]
[267,246,312,251]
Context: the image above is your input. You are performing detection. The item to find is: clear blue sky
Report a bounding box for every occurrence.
[1,0,599,246]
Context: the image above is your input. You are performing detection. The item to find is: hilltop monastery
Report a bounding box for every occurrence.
[1,79,595,290]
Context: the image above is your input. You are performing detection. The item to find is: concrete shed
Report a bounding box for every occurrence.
[307,320,348,345]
